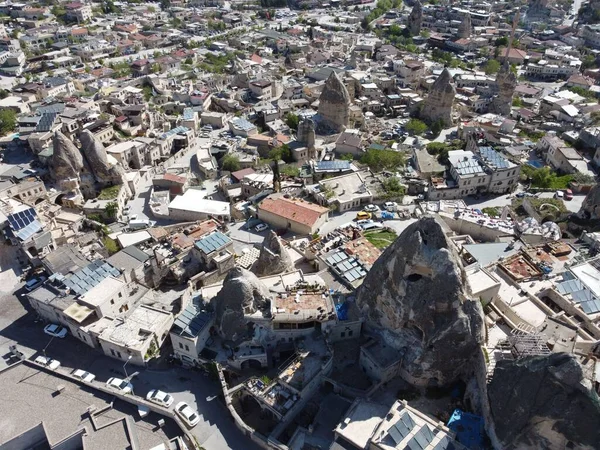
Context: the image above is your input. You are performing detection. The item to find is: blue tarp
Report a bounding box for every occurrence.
[447,409,485,449]
[335,302,349,321]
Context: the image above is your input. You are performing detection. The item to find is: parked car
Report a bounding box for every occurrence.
[35,355,61,370]
[564,189,573,201]
[146,389,174,407]
[356,219,373,226]
[175,402,200,427]
[44,323,68,339]
[106,377,133,394]
[364,204,379,212]
[555,190,564,199]
[255,223,268,232]
[25,276,46,292]
[356,211,372,221]
[72,369,96,382]
[383,201,398,212]
[122,205,131,216]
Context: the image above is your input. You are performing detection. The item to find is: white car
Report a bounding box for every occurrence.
[106,377,133,394]
[555,190,564,199]
[44,323,68,339]
[383,201,398,212]
[146,389,174,407]
[35,355,61,370]
[255,223,268,232]
[72,369,96,382]
[356,219,373,226]
[364,204,380,212]
[175,401,200,427]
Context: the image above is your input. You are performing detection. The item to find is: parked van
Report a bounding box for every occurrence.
[129,219,151,230]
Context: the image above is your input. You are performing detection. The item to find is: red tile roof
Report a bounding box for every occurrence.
[231,167,255,181]
[163,173,186,184]
[259,197,329,228]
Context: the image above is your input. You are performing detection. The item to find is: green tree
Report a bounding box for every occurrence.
[285,113,299,131]
[222,154,241,172]
[484,59,501,75]
[105,201,118,218]
[0,109,17,135]
[269,144,293,163]
[360,149,406,172]
[405,118,428,136]
[494,36,508,47]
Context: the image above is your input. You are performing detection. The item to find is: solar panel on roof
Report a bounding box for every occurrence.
[479,146,511,169]
[195,232,231,254]
[572,289,594,303]
[35,112,58,132]
[557,279,583,295]
[14,220,42,241]
[7,208,37,231]
[316,160,351,171]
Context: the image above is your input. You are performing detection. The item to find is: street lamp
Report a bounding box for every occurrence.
[123,355,132,379]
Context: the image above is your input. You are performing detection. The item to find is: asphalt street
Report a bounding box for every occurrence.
[0,269,258,450]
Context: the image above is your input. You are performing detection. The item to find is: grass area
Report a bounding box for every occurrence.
[98,185,121,200]
[512,197,568,220]
[364,229,398,249]
[482,207,500,217]
[102,237,119,255]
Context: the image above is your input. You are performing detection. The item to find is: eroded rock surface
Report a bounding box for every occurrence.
[355,216,484,386]
[252,231,294,277]
[488,353,600,450]
[422,68,456,127]
[490,63,517,117]
[408,0,423,36]
[51,130,84,180]
[318,71,350,133]
[214,267,272,342]
[579,183,600,219]
[80,130,125,185]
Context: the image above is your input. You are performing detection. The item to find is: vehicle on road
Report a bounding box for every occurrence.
[356,211,372,221]
[106,377,133,394]
[122,205,131,216]
[44,323,68,338]
[129,219,150,230]
[25,276,46,291]
[35,355,61,370]
[364,204,379,212]
[361,222,384,231]
[255,223,268,232]
[564,189,573,201]
[175,402,200,427]
[555,190,564,199]
[356,219,373,226]
[72,369,96,382]
[383,201,398,212]
[146,389,174,407]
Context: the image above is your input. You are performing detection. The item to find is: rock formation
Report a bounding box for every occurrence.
[578,183,600,219]
[50,130,84,181]
[457,13,471,39]
[214,267,272,342]
[422,68,456,127]
[297,118,317,159]
[79,130,126,186]
[318,71,350,133]
[408,0,423,36]
[355,216,485,387]
[488,353,600,449]
[252,231,294,277]
[490,63,517,116]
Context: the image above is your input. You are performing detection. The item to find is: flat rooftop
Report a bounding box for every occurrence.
[0,362,177,449]
[272,291,335,323]
[334,400,388,449]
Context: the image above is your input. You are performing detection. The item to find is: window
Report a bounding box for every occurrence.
[117,351,122,359]
[349,330,353,337]
[341,332,345,338]
[185,345,190,351]
[110,349,116,356]
[110,299,115,305]
[118,292,122,298]
[179,342,184,349]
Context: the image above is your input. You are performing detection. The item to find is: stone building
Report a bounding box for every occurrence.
[318,71,350,133]
[422,68,456,127]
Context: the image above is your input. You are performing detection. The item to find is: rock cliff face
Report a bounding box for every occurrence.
[214,267,272,341]
[252,231,294,277]
[318,71,350,133]
[488,353,600,450]
[408,0,423,36]
[355,216,484,386]
[579,184,600,219]
[422,68,456,127]
[490,63,516,117]
[51,130,84,181]
[79,130,125,185]
[457,13,471,38]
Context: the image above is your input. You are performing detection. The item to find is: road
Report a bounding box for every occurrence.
[0,281,258,450]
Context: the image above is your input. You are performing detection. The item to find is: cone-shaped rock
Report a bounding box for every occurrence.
[488,353,600,449]
[80,130,125,184]
[51,130,84,181]
[422,68,456,127]
[408,0,423,36]
[318,71,350,133]
[214,267,272,342]
[252,230,294,277]
[355,216,484,386]
[490,63,517,116]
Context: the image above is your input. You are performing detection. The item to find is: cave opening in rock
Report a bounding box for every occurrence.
[407,273,423,282]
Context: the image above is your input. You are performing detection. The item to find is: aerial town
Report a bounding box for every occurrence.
[2,0,600,448]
